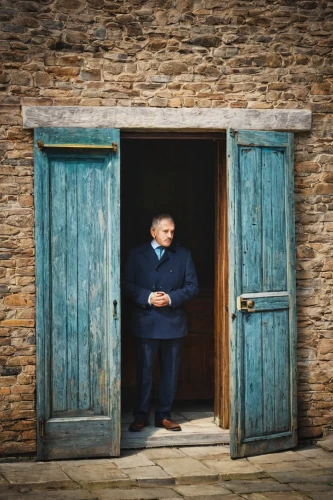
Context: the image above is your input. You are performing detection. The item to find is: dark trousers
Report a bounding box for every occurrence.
[134,337,183,422]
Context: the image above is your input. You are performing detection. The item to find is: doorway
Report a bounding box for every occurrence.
[33,123,298,459]
[120,133,228,445]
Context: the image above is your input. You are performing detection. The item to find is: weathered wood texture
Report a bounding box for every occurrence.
[228,130,297,458]
[121,426,230,449]
[23,106,312,132]
[35,128,121,459]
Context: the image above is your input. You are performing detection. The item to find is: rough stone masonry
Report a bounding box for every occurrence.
[0,0,333,456]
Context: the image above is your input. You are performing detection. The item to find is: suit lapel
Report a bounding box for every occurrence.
[142,243,176,269]
[143,244,159,269]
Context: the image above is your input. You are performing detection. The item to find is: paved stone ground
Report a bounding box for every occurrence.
[0,443,332,500]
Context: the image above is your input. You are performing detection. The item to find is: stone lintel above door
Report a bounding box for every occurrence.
[23,106,312,132]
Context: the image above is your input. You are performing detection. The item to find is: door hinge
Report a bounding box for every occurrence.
[39,419,44,437]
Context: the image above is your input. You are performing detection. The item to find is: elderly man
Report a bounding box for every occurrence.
[123,214,199,432]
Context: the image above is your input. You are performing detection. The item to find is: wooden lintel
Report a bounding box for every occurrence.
[23,106,312,132]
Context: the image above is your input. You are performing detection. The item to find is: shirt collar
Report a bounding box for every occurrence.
[151,239,160,250]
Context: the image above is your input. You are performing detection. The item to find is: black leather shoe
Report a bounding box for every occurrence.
[128,419,149,432]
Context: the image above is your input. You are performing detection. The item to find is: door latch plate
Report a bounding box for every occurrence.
[237,297,255,312]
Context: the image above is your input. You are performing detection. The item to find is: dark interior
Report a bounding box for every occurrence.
[120,136,217,410]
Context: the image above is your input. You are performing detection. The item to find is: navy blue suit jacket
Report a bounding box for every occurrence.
[123,242,199,339]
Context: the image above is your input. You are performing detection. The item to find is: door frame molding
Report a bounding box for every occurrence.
[214,138,229,428]
[121,131,228,426]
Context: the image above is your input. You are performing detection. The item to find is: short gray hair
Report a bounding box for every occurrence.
[151,214,175,228]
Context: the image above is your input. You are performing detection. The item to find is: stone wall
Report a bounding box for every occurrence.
[0,0,332,455]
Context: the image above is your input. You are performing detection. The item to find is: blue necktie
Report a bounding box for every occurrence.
[155,246,164,260]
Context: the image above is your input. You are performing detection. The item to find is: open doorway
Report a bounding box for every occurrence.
[120,133,228,447]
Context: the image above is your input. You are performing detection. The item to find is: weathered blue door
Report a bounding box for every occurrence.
[228,130,297,458]
[34,128,120,460]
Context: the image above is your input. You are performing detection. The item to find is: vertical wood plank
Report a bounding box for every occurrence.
[275,309,290,432]
[66,161,79,410]
[50,158,68,412]
[77,163,91,411]
[262,311,275,435]
[240,147,262,293]
[244,313,263,438]
[262,148,287,292]
[89,160,108,415]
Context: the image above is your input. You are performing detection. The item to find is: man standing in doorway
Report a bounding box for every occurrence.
[123,214,199,432]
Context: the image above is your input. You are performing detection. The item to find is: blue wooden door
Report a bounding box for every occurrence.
[34,128,120,460]
[228,130,297,458]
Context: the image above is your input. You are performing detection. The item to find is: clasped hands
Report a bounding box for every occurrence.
[150,291,170,307]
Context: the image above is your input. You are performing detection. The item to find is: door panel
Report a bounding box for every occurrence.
[228,129,297,458]
[177,289,214,399]
[35,128,120,460]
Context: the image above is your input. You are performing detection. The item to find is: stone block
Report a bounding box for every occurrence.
[218,478,292,494]
[80,69,102,81]
[154,457,218,483]
[167,98,182,107]
[0,319,35,327]
[46,67,80,78]
[175,483,234,496]
[312,82,333,95]
[189,35,221,47]
[0,462,73,486]
[121,466,172,481]
[60,462,129,484]
[11,384,35,395]
[96,488,180,499]
[149,97,168,107]
[202,458,267,480]
[159,61,188,75]
[315,184,333,195]
[4,293,34,307]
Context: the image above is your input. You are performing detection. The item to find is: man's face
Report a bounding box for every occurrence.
[150,219,175,247]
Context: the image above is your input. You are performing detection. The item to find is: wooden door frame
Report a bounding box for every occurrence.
[214,137,229,429]
[121,131,229,428]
